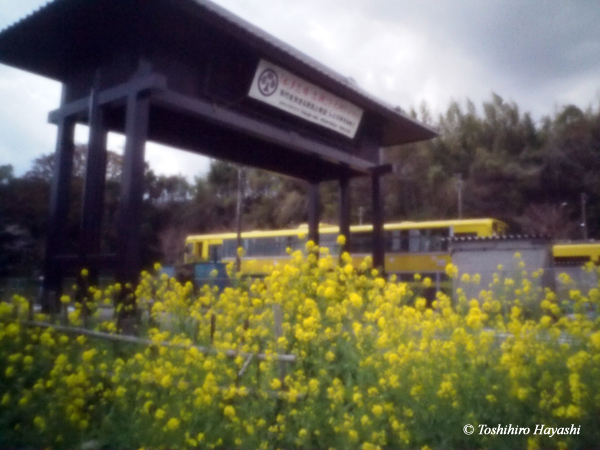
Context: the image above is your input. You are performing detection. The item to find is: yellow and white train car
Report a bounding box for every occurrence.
[552,242,600,265]
[184,218,508,281]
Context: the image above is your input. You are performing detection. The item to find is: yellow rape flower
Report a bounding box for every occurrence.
[224,405,236,419]
[372,404,383,416]
[445,263,458,278]
[166,418,180,431]
[82,348,97,362]
[33,416,46,430]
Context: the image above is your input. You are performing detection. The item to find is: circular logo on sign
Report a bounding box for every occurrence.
[257,69,278,96]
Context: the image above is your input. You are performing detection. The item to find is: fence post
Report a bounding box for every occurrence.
[272,304,286,385]
[210,313,216,344]
[242,318,249,344]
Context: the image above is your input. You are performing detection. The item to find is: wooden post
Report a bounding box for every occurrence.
[42,86,76,313]
[339,173,351,253]
[80,72,107,285]
[307,181,320,246]
[116,91,150,286]
[372,172,385,272]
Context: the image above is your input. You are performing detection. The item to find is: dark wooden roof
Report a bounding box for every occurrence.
[0,0,437,148]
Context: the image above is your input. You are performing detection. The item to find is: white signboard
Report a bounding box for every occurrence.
[248,59,364,139]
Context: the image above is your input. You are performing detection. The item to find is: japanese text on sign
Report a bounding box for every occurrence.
[248,60,363,138]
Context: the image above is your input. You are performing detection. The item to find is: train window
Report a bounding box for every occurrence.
[209,245,222,262]
[429,228,449,251]
[246,238,259,256]
[554,256,590,266]
[244,237,288,257]
[408,229,421,252]
[405,228,449,253]
[272,237,286,256]
[421,229,433,252]
[288,235,304,252]
[319,234,338,253]
[350,232,372,253]
[222,239,237,258]
[386,230,402,252]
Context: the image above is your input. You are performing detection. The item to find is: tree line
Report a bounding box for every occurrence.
[1,93,599,276]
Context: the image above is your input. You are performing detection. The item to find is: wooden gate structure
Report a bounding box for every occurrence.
[0,0,436,311]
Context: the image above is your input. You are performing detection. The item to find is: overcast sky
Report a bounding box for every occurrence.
[1,0,599,180]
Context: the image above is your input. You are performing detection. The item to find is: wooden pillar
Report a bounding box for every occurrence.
[116,91,150,286]
[339,173,351,253]
[307,181,320,246]
[372,172,385,271]
[79,77,107,282]
[42,88,76,313]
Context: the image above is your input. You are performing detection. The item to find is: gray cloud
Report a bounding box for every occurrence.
[0,66,60,175]
[356,0,600,96]
[1,0,599,178]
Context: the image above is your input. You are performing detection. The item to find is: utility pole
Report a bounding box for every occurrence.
[581,192,588,240]
[235,166,245,271]
[358,206,365,225]
[456,174,464,219]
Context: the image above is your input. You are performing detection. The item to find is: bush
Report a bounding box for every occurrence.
[1,244,599,449]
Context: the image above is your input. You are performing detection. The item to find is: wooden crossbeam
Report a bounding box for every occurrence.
[47,73,168,123]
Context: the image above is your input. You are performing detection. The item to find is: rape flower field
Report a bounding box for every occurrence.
[1,242,600,450]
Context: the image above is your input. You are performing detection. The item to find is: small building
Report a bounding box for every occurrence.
[449,235,555,301]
